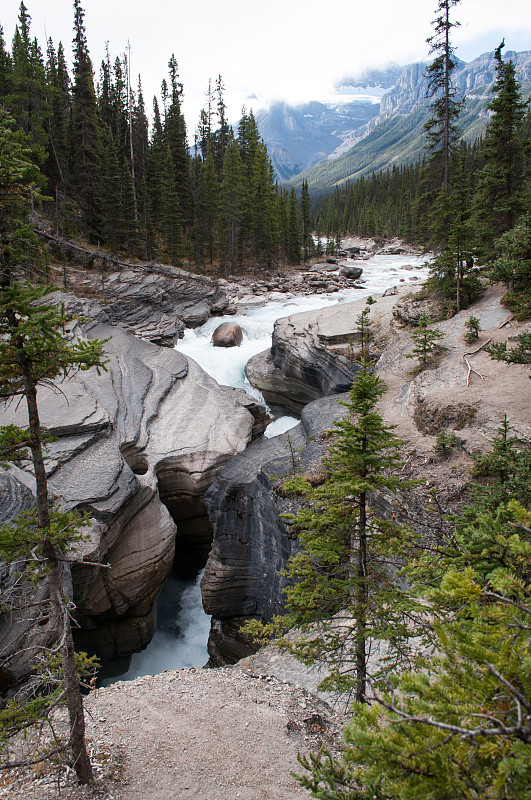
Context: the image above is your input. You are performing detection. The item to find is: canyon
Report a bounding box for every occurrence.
[1,251,530,689]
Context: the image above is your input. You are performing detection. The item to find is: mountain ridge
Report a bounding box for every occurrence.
[254,49,531,190]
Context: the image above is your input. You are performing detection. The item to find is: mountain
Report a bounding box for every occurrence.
[254,50,531,192]
[253,98,381,182]
[254,66,403,181]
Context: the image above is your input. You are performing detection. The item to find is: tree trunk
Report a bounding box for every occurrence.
[354,491,368,704]
[43,541,93,784]
[18,349,93,784]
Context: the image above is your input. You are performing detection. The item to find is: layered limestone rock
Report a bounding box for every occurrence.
[245,306,360,413]
[0,471,59,694]
[0,321,264,678]
[245,285,419,412]
[201,394,349,666]
[47,264,231,347]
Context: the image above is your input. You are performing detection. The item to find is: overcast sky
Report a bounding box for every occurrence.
[1,0,530,131]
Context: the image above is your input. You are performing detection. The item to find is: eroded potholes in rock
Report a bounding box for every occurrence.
[120,443,149,475]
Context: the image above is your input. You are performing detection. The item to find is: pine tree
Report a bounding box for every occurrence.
[473,42,528,260]
[69,0,103,241]
[245,359,419,703]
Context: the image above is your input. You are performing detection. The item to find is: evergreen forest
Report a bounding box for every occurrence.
[0,1,312,276]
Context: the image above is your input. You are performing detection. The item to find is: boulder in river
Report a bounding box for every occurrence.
[212,322,244,347]
[339,264,363,280]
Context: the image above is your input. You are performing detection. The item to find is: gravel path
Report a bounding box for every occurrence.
[1,668,343,800]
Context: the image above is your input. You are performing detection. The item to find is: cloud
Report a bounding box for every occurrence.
[1,0,530,129]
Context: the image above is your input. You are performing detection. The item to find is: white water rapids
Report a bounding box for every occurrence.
[111,253,430,681]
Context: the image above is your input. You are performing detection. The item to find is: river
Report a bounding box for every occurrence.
[111,253,429,681]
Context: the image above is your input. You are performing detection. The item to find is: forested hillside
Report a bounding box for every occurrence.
[287,49,531,191]
[0,1,311,275]
[313,84,530,313]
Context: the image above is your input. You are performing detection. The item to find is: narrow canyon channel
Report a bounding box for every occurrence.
[105,253,429,683]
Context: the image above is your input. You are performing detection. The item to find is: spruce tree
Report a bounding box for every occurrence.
[296,425,531,800]
[8,3,49,152]
[300,179,313,262]
[197,139,218,266]
[213,74,230,174]
[473,42,528,260]
[131,76,150,244]
[286,187,301,265]
[424,0,462,193]
[0,284,107,784]
[164,55,192,233]
[219,133,245,275]
[44,38,70,205]
[0,129,106,782]
[158,141,183,265]
[406,312,445,369]
[0,109,46,287]
[0,25,12,104]
[246,360,419,703]
[69,0,103,241]
[489,211,531,317]
[299,505,531,800]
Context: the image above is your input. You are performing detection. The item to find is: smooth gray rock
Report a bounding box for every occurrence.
[202,394,349,666]
[0,471,73,695]
[245,304,360,412]
[47,264,230,347]
[245,289,419,411]
[0,320,264,682]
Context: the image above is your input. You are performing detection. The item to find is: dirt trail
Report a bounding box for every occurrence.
[1,668,343,800]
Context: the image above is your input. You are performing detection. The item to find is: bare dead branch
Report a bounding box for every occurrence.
[463,338,491,385]
[485,661,531,714]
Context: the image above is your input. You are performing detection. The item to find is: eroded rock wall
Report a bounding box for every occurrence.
[245,307,360,413]
[0,321,263,682]
[202,395,349,665]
